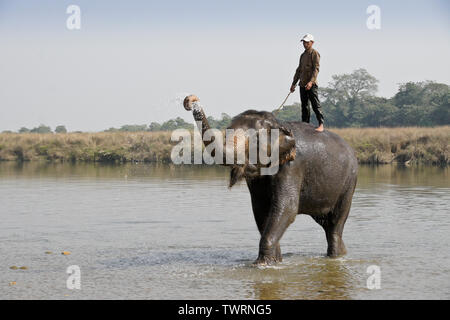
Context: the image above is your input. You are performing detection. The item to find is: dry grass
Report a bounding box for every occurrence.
[0,131,174,163]
[0,126,448,165]
[331,126,449,165]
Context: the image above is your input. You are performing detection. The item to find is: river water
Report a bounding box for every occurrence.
[0,162,449,299]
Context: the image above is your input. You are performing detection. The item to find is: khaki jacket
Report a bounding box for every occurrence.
[292,48,320,87]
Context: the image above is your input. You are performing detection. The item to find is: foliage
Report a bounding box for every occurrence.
[276,69,449,128]
[103,117,195,132]
[0,127,448,165]
[159,117,193,131]
[206,113,232,129]
[30,124,52,134]
[55,125,67,133]
[11,69,448,133]
[100,114,232,132]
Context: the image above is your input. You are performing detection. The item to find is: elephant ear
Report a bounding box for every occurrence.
[278,126,296,165]
[229,165,245,188]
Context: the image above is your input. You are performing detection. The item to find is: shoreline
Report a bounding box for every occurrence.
[0,126,448,166]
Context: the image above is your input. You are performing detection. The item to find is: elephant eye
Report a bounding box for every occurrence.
[279,126,293,136]
[262,120,272,128]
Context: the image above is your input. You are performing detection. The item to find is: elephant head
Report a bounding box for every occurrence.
[183,95,296,187]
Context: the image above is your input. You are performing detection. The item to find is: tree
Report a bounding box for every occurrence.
[323,68,378,103]
[148,122,162,132]
[104,127,119,132]
[18,127,30,133]
[217,113,232,129]
[393,81,449,126]
[55,125,67,133]
[361,98,398,127]
[430,99,450,126]
[160,117,193,131]
[399,104,433,126]
[119,124,148,132]
[30,124,52,133]
[320,68,379,127]
[206,113,232,129]
[274,104,302,122]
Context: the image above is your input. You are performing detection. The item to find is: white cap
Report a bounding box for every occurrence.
[301,34,314,42]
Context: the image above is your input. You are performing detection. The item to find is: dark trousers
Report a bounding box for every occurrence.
[300,84,324,125]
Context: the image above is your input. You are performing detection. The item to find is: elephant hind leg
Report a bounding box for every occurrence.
[325,227,347,257]
[313,213,347,258]
[314,180,356,257]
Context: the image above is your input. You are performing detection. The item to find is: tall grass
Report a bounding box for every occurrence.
[0,126,448,165]
[332,126,449,165]
[0,132,173,163]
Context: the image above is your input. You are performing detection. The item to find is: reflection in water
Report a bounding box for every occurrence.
[0,162,448,299]
[0,162,229,181]
[249,257,355,300]
[357,164,449,188]
[1,162,447,187]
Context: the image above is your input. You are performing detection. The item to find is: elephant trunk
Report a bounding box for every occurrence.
[183,95,221,159]
[183,95,211,140]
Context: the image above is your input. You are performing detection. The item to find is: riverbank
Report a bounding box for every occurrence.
[0,126,448,165]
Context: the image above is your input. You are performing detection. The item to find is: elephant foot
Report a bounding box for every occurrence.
[326,235,347,258]
[326,249,346,258]
[252,254,282,267]
[253,243,283,266]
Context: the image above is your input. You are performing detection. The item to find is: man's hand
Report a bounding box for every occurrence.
[305,81,313,90]
[290,84,296,93]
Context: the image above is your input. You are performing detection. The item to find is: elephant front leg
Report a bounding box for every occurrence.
[254,210,296,266]
[248,176,284,265]
[254,185,299,266]
[248,168,301,266]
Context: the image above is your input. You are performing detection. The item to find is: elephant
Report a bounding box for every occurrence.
[182,95,358,265]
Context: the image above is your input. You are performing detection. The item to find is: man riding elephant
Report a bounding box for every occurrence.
[290,33,325,132]
[182,94,358,265]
